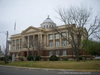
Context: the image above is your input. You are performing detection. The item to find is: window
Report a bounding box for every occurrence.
[62,40,67,46]
[61,32,66,37]
[55,34,60,39]
[12,40,15,50]
[12,40,15,46]
[56,50,59,56]
[29,35,33,48]
[49,41,53,47]
[48,34,53,40]
[16,39,19,50]
[20,39,22,49]
[49,51,52,56]
[63,50,67,56]
[24,36,28,48]
[55,40,60,47]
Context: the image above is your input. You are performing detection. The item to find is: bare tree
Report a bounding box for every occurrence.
[96,35,100,41]
[94,27,100,41]
[55,7,100,61]
[36,38,45,56]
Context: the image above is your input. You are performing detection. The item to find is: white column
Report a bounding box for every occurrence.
[47,34,48,47]
[19,38,21,50]
[33,35,34,48]
[39,33,42,43]
[60,38,62,47]
[12,53,15,61]
[53,33,55,47]
[41,34,42,43]
[28,36,29,48]
[15,39,17,50]
[20,38,22,50]
[44,34,46,48]
[22,36,25,48]
[11,40,14,50]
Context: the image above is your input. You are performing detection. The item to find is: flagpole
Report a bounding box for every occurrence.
[14,22,16,34]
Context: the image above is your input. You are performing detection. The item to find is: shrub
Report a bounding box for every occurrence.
[27,55,34,61]
[8,55,12,61]
[0,57,4,61]
[18,56,26,61]
[79,56,83,60]
[35,56,41,61]
[79,56,86,60]
[3,55,12,61]
[62,57,68,61]
[49,55,59,61]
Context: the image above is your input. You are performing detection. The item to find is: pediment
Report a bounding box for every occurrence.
[21,26,41,34]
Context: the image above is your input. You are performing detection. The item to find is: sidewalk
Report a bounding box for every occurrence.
[0,65,100,72]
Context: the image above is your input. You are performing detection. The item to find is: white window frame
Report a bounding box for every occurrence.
[62,50,67,56]
[49,51,52,56]
[49,41,53,47]
[56,50,59,56]
[55,40,60,47]
[49,34,53,40]
[55,33,60,39]
[62,40,67,46]
[62,32,66,37]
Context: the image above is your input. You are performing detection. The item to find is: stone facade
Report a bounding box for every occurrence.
[9,17,88,60]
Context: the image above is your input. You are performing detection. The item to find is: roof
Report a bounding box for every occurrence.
[43,17,54,23]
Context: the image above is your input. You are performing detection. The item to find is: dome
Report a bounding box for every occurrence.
[41,16,56,29]
[43,17,54,23]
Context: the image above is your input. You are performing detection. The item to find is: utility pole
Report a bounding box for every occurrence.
[4,31,9,64]
[0,45,1,51]
[0,45,1,54]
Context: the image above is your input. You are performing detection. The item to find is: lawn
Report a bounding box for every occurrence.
[0,60,100,71]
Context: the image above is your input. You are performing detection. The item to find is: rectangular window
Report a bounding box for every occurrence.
[49,41,53,47]
[12,40,15,50]
[16,39,19,50]
[24,36,28,48]
[20,39,22,49]
[29,35,33,48]
[12,40,15,46]
[62,40,67,46]
[63,50,67,56]
[55,34,60,39]
[55,40,60,47]
[49,51,52,56]
[48,34,53,40]
[56,50,59,56]
[61,32,66,37]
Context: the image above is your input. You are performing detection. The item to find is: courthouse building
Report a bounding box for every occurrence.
[9,16,87,60]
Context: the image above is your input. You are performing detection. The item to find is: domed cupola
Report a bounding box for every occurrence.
[41,16,56,29]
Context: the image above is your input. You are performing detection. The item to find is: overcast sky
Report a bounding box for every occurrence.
[0,0,100,49]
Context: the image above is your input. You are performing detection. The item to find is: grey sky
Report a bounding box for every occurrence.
[0,0,100,49]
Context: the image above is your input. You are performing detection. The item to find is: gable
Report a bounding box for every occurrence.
[26,28,36,33]
[21,26,41,34]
